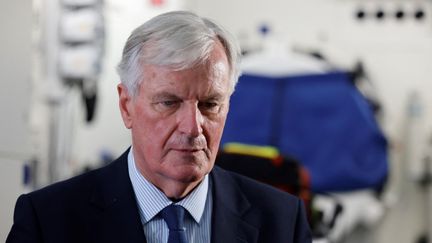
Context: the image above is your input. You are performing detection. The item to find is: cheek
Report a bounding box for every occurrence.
[132,109,173,150]
[143,117,175,146]
[205,116,227,148]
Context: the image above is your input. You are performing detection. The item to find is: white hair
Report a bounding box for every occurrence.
[116,11,241,96]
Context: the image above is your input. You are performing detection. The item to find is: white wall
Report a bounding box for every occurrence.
[0,1,32,157]
[0,0,32,241]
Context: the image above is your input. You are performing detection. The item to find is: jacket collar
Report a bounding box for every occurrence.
[88,148,147,243]
[210,166,259,243]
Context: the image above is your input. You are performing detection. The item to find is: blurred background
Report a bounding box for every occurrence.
[1,0,432,242]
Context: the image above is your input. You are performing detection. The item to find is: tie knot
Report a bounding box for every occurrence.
[161,204,186,231]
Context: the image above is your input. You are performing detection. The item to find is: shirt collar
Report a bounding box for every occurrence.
[128,148,209,224]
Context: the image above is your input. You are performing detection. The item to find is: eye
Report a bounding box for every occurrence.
[199,101,220,113]
[161,100,179,107]
[153,100,181,112]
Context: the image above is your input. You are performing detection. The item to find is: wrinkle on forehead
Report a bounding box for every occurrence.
[137,40,231,97]
[138,63,229,103]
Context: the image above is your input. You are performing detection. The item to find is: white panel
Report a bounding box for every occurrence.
[0,0,32,240]
[59,45,101,79]
[60,9,103,42]
[0,1,32,157]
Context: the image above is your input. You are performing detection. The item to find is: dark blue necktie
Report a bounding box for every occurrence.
[161,204,188,243]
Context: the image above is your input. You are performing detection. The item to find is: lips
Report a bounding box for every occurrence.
[172,148,203,152]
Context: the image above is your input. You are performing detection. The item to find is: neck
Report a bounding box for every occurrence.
[157,178,202,200]
[134,159,204,200]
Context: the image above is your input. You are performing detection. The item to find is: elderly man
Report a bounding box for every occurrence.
[7,11,311,243]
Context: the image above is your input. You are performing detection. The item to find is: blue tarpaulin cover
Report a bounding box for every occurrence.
[221,72,388,192]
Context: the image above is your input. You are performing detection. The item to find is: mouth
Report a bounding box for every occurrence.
[168,148,211,161]
[172,148,203,153]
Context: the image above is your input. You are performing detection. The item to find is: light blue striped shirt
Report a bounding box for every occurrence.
[128,149,212,243]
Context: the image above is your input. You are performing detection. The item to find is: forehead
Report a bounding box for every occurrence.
[140,63,229,99]
[139,43,231,97]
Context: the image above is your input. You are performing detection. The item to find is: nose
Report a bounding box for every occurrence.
[178,102,203,137]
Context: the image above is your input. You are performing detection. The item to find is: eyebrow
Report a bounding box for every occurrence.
[204,93,224,101]
[151,91,225,102]
[151,92,180,102]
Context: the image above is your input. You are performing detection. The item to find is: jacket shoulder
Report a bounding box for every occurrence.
[212,165,300,204]
[211,166,312,242]
[26,150,129,209]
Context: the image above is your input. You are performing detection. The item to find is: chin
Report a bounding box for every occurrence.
[162,153,214,181]
[171,164,210,183]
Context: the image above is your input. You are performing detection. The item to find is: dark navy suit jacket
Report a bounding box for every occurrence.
[7,150,312,243]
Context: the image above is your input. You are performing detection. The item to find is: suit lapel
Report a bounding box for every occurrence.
[88,149,147,243]
[210,166,259,243]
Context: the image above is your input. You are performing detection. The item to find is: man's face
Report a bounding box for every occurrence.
[118,41,231,197]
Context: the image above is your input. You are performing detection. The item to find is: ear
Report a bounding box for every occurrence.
[117,83,133,129]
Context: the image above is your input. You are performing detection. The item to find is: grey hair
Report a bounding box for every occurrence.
[116,11,241,96]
